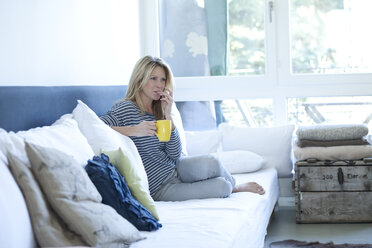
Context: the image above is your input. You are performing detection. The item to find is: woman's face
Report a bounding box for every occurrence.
[141,66,166,102]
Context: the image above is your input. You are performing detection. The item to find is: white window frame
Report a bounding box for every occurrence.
[140,0,372,126]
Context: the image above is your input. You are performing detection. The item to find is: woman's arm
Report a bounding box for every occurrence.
[111,121,157,137]
[159,88,176,131]
[110,126,138,136]
[165,115,175,131]
[165,128,182,160]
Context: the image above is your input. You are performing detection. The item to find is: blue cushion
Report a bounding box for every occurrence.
[85,153,162,231]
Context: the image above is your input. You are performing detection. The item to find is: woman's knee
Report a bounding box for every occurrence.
[213,177,233,198]
[201,154,223,171]
[206,155,231,180]
[177,154,224,182]
[157,177,233,201]
[177,154,220,167]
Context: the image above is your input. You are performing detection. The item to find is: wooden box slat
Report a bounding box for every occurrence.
[296,192,372,223]
[297,166,372,191]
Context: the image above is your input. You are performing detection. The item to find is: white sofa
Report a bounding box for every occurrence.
[0,86,294,248]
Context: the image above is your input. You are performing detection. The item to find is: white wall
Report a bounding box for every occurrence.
[0,0,141,86]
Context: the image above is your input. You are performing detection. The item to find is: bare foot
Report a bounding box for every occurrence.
[232,182,265,195]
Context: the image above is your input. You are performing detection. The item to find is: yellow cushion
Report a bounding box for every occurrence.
[102,147,159,220]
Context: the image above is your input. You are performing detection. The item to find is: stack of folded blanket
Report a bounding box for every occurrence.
[293,124,372,161]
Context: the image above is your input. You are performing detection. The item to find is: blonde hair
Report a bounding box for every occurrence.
[125,56,174,120]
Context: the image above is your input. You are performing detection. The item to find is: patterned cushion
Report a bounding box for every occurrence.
[8,154,86,247]
[25,142,143,247]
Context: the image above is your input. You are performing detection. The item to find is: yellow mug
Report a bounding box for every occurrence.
[155,120,172,142]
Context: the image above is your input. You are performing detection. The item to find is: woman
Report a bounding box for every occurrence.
[100,55,265,201]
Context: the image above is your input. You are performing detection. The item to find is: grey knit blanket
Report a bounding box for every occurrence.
[296,138,369,147]
[296,124,369,141]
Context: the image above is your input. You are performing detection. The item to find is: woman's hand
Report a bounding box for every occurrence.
[134,121,157,136]
[159,88,173,119]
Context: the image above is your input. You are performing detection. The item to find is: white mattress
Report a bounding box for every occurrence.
[131,167,279,248]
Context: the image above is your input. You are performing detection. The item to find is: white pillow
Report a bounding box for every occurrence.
[212,150,264,174]
[0,129,12,165]
[13,118,94,167]
[0,151,6,165]
[72,100,141,157]
[219,123,294,177]
[184,129,221,156]
[3,118,94,169]
[1,129,38,247]
[171,104,188,155]
[72,100,159,219]
[0,155,37,248]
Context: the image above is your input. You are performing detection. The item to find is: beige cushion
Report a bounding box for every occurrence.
[8,153,86,247]
[25,142,143,247]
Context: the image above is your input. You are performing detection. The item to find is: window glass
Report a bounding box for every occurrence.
[175,99,273,131]
[220,99,273,127]
[287,96,372,133]
[290,0,372,74]
[228,0,265,75]
[158,0,266,77]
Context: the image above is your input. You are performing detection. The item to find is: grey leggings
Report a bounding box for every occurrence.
[153,154,236,201]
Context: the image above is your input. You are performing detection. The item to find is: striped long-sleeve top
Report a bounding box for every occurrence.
[100,100,182,196]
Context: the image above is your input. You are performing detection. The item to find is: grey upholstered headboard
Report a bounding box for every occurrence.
[0,85,127,132]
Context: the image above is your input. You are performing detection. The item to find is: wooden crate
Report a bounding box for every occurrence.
[295,159,372,223]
